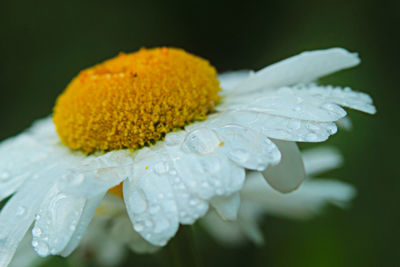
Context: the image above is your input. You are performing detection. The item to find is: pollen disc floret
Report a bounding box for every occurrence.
[53,47,221,153]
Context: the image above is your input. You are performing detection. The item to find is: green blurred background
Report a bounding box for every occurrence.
[1,0,399,266]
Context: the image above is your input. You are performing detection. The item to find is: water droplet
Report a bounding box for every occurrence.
[35,242,49,256]
[149,205,160,214]
[158,193,165,199]
[134,223,144,232]
[306,123,320,131]
[145,220,153,227]
[181,128,220,155]
[32,240,39,247]
[0,171,10,181]
[128,190,148,214]
[288,120,301,130]
[189,199,198,206]
[295,97,304,103]
[70,173,85,186]
[200,158,221,173]
[168,169,177,176]
[154,218,170,234]
[306,133,318,141]
[16,206,26,216]
[154,161,169,174]
[165,133,184,146]
[32,227,42,237]
[322,103,337,112]
[228,149,250,164]
[69,225,76,231]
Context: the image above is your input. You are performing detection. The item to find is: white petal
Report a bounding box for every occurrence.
[262,140,306,193]
[243,172,356,219]
[210,193,241,221]
[60,150,134,198]
[212,125,281,171]
[301,147,343,176]
[165,171,209,224]
[0,167,61,267]
[285,85,376,114]
[231,48,360,94]
[218,70,252,92]
[32,181,105,257]
[167,146,246,199]
[218,92,347,122]
[32,186,86,256]
[123,151,179,246]
[60,193,106,257]
[211,111,337,142]
[0,118,83,201]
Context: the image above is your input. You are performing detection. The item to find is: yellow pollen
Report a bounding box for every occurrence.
[53,47,221,154]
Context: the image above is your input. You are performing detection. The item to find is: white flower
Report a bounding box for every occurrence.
[8,147,355,267]
[200,147,355,245]
[0,47,375,266]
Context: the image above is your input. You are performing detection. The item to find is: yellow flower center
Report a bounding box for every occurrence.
[53,47,221,153]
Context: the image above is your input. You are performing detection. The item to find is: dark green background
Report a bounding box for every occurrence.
[1,0,399,266]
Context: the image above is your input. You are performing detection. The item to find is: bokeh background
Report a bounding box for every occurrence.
[1,0,399,266]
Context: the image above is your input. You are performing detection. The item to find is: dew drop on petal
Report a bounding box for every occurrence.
[70,173,85,186]
[16,206,26,216]
[149,205,160,215]
[145,220,153,227]
[306,133,318,141]
[154,161,169,174]
[182,128,220,155]
[32,227,42,237]
[228,149,250,164]
[288,120,301,130]
[134,222,144,232]
[35,242,49,256]
[32,241,39,248]
[0,171,10,181]
[128,190,148,214]
[165,133,184,146]
[154,218,170,234]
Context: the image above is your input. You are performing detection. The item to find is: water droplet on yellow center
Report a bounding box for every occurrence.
[53,47,221,153]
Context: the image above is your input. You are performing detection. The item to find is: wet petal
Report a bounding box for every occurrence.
[213,125,281,171]
[0,167,62,267]
[262,140,306,193]
[231,48,360,94]
[210,193,241,221]
[60,193,105,256]
[123,151,179,246]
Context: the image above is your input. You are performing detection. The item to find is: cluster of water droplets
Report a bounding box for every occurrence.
[289,84,376,114]
[31,189,86,257]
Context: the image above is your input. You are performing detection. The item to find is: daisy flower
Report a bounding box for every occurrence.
[0,47,375,266]
[8,146,354,267]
